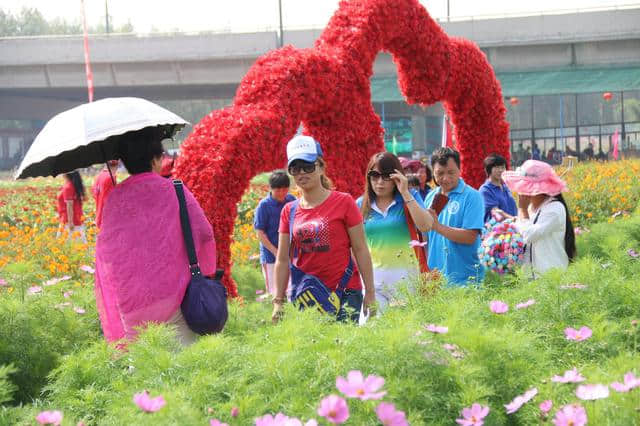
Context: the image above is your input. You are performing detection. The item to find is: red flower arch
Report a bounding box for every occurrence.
[174,0,510,296]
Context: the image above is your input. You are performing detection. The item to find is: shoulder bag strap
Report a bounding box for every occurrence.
[173,180,201,277]
[288,200,299,263]
[404,205,430,273]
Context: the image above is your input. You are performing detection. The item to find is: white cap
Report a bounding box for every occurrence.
[286,135,323,166]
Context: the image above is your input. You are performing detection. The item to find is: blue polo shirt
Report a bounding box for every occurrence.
[423,179,485,285]
[479,180,517,222]
[254,193,296,263]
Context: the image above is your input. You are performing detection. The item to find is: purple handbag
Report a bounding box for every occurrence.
[174,180,228,335]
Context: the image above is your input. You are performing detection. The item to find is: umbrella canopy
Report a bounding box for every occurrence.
[15,97,188,179]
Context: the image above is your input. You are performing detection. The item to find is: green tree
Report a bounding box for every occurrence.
[0,7,134,37]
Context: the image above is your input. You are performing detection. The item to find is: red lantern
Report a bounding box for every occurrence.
[603,92,613,102]
[509,97,520,106]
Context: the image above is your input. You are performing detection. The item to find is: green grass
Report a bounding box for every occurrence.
[2,209,640,425]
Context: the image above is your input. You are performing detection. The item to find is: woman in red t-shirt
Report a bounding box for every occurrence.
[271,135,375,323]
[56,171,86,242]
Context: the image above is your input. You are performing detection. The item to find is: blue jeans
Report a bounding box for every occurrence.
[336,290,363,323]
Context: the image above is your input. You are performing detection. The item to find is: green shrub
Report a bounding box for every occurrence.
[0,263,101,404]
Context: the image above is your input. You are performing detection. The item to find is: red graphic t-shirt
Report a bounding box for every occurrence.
[279,191,363,291]
[57,181,83,226]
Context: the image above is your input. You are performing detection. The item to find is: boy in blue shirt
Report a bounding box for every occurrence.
[254,170,296,296]
[423,148,485,285]
[479,154,517,222]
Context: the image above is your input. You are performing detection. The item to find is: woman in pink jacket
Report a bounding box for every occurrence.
[95,128,217,345]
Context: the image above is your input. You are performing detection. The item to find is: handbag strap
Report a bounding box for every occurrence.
[404,205,429,273]
[173,180,201,277]
[288,199,354,292]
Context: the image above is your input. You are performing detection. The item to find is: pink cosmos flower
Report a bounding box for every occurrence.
[74,307,86,314]
[376,402,408,426]
[63,290,73,298]
[515,299,536,310]
[336,370,386,400]
[36,410,63,425]
[560,283,587,290]
[43,275,72,286]
[611,372,640,392]
[256,289,265,295]
[231,407,239,417]
[0,278,7,286]
[133,390,166,412]
[317,395,349,424]
[552,404,587,426]
[565,327,592,342]
[456,403,489,426]
[409,240,428,248]
[255,414,317,426]
[210,420,229,426]
[628,249,640,259]
[79,265,95,273]
[424,324,448,334]
[505,388,538,414]
[77,422,86,426]
[489,300,508,314]
[574,227,589,235]
[539,400,552,414]
[255,413,288,426]
[442,343,465,359]
[551,368,586,384]
[575,384,609,400]
[28,285,42,295]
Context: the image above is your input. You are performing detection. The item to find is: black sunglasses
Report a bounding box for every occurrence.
[288,161,317,176]
[367,170,393,181]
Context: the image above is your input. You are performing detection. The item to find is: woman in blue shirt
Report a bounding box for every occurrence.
[479,154,517,222]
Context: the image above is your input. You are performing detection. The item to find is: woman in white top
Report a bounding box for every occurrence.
[502,160,576,278]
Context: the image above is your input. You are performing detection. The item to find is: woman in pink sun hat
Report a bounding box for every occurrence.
[502,160,576,278]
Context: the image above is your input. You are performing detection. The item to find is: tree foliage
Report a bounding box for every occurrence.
[0,7,133,37]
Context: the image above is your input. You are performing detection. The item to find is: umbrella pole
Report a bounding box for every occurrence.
[106,163,116,185]
[100,144,116,185]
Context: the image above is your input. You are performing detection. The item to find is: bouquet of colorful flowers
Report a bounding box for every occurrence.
[479,217,525,274]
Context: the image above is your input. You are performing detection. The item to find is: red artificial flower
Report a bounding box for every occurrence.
[175,0,510,295]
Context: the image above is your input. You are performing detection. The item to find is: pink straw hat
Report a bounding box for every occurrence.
[502,160,568,196]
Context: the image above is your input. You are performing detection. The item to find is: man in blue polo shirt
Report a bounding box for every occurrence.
[254,170,296,296]
[423,147,485,285]
[479,154,517,222]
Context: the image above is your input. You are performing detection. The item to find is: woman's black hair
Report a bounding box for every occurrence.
[483,153,508,176]
[64,171,85,200]
[554,193,577,261]
[360,152,404,219]
[117,126,166,175]
[423,163,433,182]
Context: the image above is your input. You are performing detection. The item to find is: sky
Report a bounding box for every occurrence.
[1,0,639,34]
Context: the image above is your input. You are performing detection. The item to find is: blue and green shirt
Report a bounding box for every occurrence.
[357,190,424,281]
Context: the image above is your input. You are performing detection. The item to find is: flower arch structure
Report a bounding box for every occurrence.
[175,0,510,296]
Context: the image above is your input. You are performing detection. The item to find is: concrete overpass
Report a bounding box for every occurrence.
[1,7,639,169]
[2,7,640,121]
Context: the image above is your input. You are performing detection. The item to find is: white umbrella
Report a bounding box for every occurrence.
[15,97,189,179]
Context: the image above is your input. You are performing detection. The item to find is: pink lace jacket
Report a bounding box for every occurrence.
[95,172,216,342]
